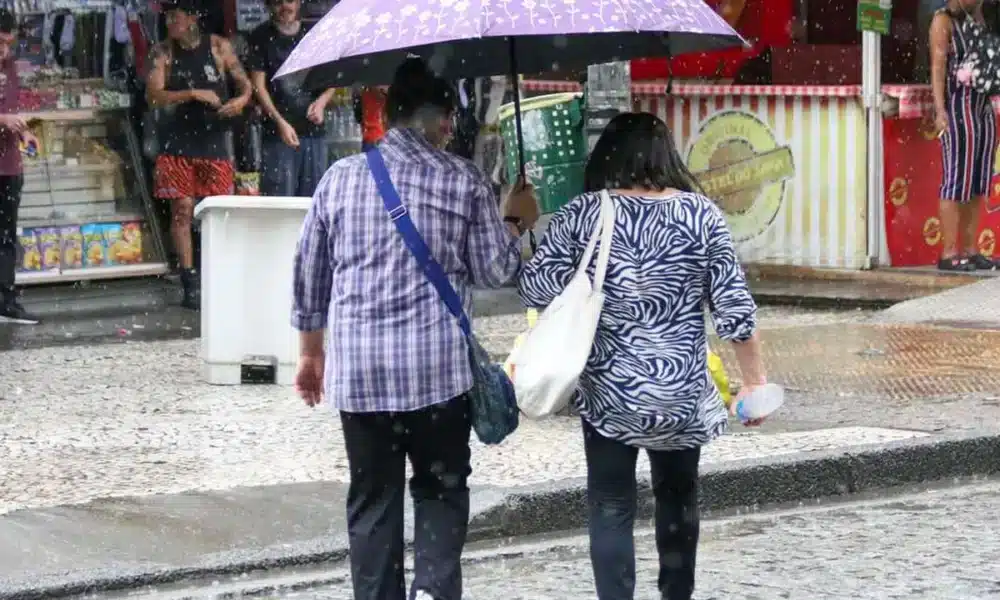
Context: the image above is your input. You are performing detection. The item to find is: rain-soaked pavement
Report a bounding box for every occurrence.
[107,480,1000,599]
[710,323,1000,402]
[3,279,999,596]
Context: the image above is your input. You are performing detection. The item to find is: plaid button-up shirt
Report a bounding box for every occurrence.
[292,128,522,413]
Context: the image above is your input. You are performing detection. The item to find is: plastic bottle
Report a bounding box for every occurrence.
[734,383,784,421]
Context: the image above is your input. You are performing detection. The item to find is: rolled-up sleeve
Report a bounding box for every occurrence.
[291,175,333,332]
[465,180,521,288]
[518,199,581,309]
[704,202,757,342]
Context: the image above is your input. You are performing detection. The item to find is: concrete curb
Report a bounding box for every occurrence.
[748,292,896,311]
[474,431,1000,538]
[21,277,179,321]
[2,431,999,599]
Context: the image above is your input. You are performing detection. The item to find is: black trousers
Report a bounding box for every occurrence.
[583,419,702,600]
[0,174,23,304]
[341,395,472,600]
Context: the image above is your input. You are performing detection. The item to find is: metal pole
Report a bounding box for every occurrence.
[507,37,527,177]
[862,28,886,268]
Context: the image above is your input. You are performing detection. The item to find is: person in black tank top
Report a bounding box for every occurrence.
[247,0,338,197]
[930,0,1000,272]
[145,0,252,309]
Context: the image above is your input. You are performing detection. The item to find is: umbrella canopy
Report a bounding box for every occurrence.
[274,0,745,88]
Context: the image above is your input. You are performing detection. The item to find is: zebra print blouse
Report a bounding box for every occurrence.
[518,191,758,451]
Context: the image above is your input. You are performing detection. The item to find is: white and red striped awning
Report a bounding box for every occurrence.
[519,80,1000,119]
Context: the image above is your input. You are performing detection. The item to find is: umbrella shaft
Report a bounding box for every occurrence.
[508,37,526,179]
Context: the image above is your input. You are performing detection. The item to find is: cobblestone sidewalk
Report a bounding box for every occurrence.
[1,333,923,515]
[7,305,996,517]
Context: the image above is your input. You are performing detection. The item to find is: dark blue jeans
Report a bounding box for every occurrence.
[341,396,472,600]
[583,419,701,600]
[260,134,329,197]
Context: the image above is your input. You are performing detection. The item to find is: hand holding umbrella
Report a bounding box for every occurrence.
[504,176,541,234]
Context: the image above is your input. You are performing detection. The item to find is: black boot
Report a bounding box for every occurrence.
[0,290,40,324]
[179,268,201,310]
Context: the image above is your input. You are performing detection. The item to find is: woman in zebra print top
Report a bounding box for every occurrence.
[518,112,768,600]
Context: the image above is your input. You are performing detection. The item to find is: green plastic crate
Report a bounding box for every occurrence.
[499,92,585,214]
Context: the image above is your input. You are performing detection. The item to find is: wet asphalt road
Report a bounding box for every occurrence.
[280,482,1000,600]
[114,481,1000,599]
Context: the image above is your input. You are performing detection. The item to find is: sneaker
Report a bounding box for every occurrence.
[937,256,974,271]
[967,253,999,271]
[0,301,40,324]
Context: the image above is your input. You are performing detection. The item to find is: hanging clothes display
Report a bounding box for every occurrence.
[448,78,478,160]
[104,1,132,88]
[472,76,510,192]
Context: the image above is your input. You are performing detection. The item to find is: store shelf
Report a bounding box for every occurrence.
[21,107,128,122]
[18,213,145,229]
[15,263,171,286]
[25,162,122,175]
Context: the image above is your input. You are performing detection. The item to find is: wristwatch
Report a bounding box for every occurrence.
[504,216,525,235]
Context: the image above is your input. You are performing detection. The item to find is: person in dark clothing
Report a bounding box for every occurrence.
[146,0,252,309]
[0,9,41,324]
[247,0,337,197]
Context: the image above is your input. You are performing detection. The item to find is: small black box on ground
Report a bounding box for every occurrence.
[241,355,277,384]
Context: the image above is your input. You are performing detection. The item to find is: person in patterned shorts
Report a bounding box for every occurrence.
[146,0,252,308]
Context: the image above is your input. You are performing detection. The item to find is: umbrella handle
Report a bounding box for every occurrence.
[507,37,527,179]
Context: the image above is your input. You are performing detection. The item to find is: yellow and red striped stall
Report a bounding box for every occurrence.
[521,81,869,269]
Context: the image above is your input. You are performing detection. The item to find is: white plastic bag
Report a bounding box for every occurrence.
[511,190,615,419]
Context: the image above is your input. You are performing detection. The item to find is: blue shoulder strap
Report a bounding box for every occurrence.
[365,148,472,337]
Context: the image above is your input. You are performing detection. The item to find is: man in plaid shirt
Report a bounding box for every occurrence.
[291,58,539,600]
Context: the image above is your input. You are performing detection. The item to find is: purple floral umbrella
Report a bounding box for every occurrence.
[275,0,744,169]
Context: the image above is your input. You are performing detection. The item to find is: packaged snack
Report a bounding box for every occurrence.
[37,227,61,271]
[60,226,83,269]
[81,223,107,267]
[102,223,125,266]
[17,229,41,271]
[117,222,144,264]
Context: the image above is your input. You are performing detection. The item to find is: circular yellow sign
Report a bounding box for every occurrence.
[889,177,908,206]
[979,228,996,257]
[687,111,793,242]
[923,217,942,246]
[919,117,940,141]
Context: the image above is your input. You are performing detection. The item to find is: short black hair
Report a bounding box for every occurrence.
[386,57,456,124]
[162,0,203,16]
[0,9,16,34]
[584,112,703,194]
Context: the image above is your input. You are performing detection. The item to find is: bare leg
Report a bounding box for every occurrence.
[960,196,984,256]
[939,198,961,259]
[170,197,195,269]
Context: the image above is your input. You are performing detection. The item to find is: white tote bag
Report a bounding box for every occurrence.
[512,190,615,419]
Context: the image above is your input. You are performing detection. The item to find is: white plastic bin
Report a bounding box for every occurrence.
[194,196,312,385]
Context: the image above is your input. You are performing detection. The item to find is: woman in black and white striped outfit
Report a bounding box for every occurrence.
[930,0,1000,271]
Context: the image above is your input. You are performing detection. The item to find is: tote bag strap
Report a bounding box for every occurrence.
[572,191,611,281]
[365,148,473,338]
[592,190,616,292]
[571,190,616,291]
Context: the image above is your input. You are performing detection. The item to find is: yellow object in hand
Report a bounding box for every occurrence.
[708,350,732,407]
